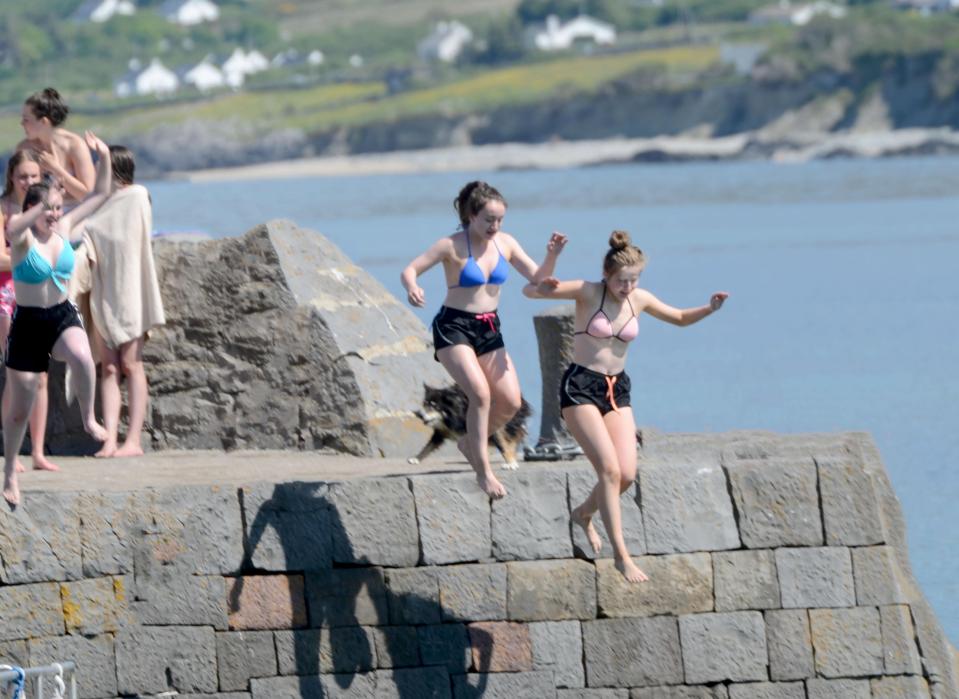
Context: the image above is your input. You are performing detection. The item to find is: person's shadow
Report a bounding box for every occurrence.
[228,481,491,698]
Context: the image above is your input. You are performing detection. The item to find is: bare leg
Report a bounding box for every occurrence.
[564,404,647,583]
[1,382,26,473]
[438,344,506,499]
[0,315,25,474]
[51,327,107,442]
[3,369,40,506]
[114,336,147,457]
[29,373,59,471]
[477,348,523,469]
[92,331,120,458]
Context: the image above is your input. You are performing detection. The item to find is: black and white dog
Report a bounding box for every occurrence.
[409,384,533,470]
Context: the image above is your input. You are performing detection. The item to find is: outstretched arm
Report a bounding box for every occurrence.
[505,232,568,283]
[638,289,729,326]
[400,237,451,307]
[522,276,587,301]
[58,132,112,243]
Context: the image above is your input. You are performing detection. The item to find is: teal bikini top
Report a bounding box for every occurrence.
[12,237,75,293]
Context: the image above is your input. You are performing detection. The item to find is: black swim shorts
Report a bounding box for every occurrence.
[431,305,505,360]
[560,363,632,415]
[5,300,84,373]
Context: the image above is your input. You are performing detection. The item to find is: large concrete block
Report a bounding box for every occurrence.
[227,574,308,630]
[640,458,739,554]
[76,491,137,576]
[29,634,116,699]
[468,621,532,672]
[559,691,628,698]
[216,631,278,692]
[583,617,683,688]
[452,670,557,698]
[816,455,883,546]
[567,468,645,558]
[385,567,440,625]
[0,491,82,583]
[115,626,217,695]
[492,469,571,560]
[776,547,854,608]
[713,550,779,611]
[507,560,596,621]
[852,545,909,606]
[329,479,419,567]
[60,576,132,636]
[870,675,931,698]
[805,678,871,699]
[0,582,63,641]
[411,473,491,564]
[249,675,324,699]
[305,567,387,627]
[879,605,922,675]
[0,640,28,667]
[417,623,471,673]
[680,612,767,684]
[530,620,584,689]
[727,683,804,699]
[132,572,228,629]
[274,627,376,675]
[726,457,822,547]
[371,626,419,668]
[371,667,452,698]
[596,554,712,618]
[240,481,333,571]
[631,688,728,699]
[764,609,813,681]
[809,607,883,678]
[437,563,507,622]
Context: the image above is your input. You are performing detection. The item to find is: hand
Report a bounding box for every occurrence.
[547,232,567,254]
[710,292,729,311]
[538,276,560,292]
[37,150,63,176]
[407,286,426,307]
[84,131,109,156]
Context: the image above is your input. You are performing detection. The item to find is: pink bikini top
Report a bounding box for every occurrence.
[575,283,639,343]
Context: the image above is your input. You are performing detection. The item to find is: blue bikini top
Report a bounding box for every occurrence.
[12,236,75,293]
[450,231,509,288]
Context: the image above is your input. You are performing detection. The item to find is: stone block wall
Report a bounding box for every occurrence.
[1,430,956,698]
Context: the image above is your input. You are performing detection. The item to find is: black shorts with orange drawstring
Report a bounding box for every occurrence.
[431,305,505,360]
[559,363,631,416]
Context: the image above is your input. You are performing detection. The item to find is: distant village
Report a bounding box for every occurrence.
[73,0,959,99]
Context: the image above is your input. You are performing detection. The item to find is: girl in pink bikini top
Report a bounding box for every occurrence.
[574,281,639,343]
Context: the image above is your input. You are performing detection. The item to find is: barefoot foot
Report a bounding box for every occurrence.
[32,454,60,472]
[14,458,26,473]
[476,471,507,499]
[615,557,648,583]
[571,504,603,554]
[84,419,108,442]
[113,443,144,458]
[3,472,20,507]
[94,442,117,458]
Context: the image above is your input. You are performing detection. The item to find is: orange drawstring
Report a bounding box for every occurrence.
[475,312,497,333]
[605,375,619,413]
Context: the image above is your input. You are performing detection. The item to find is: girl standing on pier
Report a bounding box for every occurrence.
[524,231,727,582]
[401,181,566,499]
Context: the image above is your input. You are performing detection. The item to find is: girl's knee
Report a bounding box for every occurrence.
[102,361,121,380]
[619,474,636,493]
[598,462,620,484]
[119,359,143,379]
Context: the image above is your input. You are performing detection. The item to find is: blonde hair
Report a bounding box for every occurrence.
[603,230,645,277]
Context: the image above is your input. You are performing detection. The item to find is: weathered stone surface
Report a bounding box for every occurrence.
[764,609,814,681]
[852,545,908,606]
[680,612,767,684]
[727,683,804,699]
[713,550,779,611]
[372,667,452,698]
[560,691,628,699]
[417,623,470,673]
[132,572,228,629]
[640,457,739,554]
[583,617,683,688]
[871,675,932,698]
[468,621,532,672]
[530,620,584,689]
[61,576,132,636]
[0,491,82,583]
[249,675,324,699]
[227,574,308,630]
[76,491,137,576]
[274,627,376,675]
[216,631,278,692]
[306,567,388,627]
[0,582,63,641]
[411,473,491,564]
[29,634,116,699]
[437,563,506,622]
[597,554,712,618]
[115,626,217,695]
[508,560,596,621]
[567,468,645,558]
[0,639,28,666]
[809,607,883,678]
[492,468,571,560]
[385,567,440,625]
[452,670,557,698]
[726,457,823,547]
[178,695,252,699]
[371,626,419,668]
[329,478,419,567]
[776,547,854,608]
[533,303,577,447]
[240,481,333,571]
[816,455,884,546]
[805,678,871,699]
[631,687,728,699]
[879,605,922,676]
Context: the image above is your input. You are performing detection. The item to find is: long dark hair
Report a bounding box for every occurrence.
[25,87,70,127]
[22,183,51,212]
[453,181,506,227]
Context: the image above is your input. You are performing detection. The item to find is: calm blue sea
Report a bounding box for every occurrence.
[148,156,959,642]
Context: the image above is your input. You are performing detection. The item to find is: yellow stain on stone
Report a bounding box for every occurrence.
[60,584,83,630]
[113,577,126,602]
[357,336,431,361]
[308,292,398,312]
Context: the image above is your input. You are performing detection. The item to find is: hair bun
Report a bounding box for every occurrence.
[609,230,631,251]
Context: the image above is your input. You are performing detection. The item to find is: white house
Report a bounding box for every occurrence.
[115,58,179,97]
[750,1,847,26]
[530,14,616,52]
[72,0,136,23]
[183,56,225,91]
[221,48,269,88]
[417,20,474,63]
[158,0,220,26]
